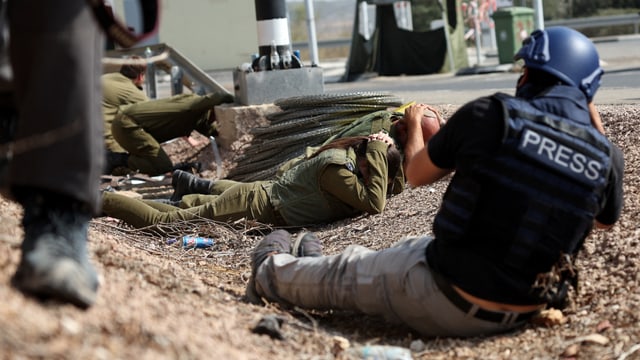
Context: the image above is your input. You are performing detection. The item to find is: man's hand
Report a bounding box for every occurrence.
[404,104,442,143]
[368,131,395,147]
[421,106,441,142]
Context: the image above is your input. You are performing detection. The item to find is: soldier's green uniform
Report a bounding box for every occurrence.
[111,92,233,175]
[101,141,391,228]
[102,72,149,153]
[277,110,405,194]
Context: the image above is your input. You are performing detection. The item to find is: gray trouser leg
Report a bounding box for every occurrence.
[255,236,527,337]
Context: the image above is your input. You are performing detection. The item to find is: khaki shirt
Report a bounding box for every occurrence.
[102,72,149,152]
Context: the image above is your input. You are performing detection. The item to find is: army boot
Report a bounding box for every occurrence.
[171,161,202,174]
[170,169,214,202]
[104,151,129,175]
[11,187,99,309]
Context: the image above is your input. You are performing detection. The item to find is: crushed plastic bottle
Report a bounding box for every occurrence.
[345,345,413,360]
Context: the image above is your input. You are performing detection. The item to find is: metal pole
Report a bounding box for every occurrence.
[304,0,320,67]
[144,47,156,99]
[170,66,183,95]
[534,0,544,30]
[359,1,371,40]
[253,0,291,71]
[472,1,482,65]
[487,3,497,51]
[439,0,455,73]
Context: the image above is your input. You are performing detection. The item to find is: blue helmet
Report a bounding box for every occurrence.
[514,26,603,101]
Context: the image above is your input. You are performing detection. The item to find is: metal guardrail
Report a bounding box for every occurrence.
[105,43,232,96]
[293,13,640,52]
[546,13,640,33]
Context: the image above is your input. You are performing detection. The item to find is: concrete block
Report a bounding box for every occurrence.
[214,103,280,149]
[233,67,324,106]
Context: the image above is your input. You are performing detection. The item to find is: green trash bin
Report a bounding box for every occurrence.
[492,7,535,64]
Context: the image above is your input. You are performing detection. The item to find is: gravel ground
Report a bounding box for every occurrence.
[0,104,638,360]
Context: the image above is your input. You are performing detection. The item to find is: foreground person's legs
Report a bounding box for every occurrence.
[7,0,104,308]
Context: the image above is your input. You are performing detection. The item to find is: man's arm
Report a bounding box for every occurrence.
[594,145,625,230]
[589,102,605,134]
[320,140,390,214]
[402,104,451,187]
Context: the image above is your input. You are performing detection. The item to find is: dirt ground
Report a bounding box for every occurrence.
[0,104,638,360]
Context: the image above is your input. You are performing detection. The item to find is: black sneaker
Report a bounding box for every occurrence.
[246,229,291,304]
[291,232,322,257]
[11,188,99,309]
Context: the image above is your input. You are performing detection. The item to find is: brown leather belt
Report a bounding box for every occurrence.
[432,271,539,325]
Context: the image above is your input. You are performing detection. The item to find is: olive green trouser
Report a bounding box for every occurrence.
[105,137,126,154]
[111,93,230,175]
[101,180,282,228]
[111,112,178,175]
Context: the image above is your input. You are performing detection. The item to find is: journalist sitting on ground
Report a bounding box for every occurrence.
[244,27,624,338]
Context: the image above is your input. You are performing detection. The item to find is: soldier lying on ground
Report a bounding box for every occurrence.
[163,103,442,209]
[101,133,401,228]
[276,103,442,195]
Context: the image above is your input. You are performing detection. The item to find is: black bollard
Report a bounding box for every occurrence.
[252,0,301,71]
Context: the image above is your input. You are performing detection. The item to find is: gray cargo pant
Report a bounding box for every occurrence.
[254,236,531,337]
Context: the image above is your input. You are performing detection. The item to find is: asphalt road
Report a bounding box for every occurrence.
[196,35,639,106]
[323,35,640,106]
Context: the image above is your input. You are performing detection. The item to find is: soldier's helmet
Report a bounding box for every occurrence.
[514,26,603,102]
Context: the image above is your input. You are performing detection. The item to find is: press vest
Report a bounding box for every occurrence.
[269,147,360,225]
[432,86,612,301]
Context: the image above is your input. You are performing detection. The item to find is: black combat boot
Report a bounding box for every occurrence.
[104,150,129,174]
[170,169,214,202]
[171,161,202,173]
[11,187,99,309]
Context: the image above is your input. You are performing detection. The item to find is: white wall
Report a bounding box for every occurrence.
[113,0,259,71]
